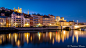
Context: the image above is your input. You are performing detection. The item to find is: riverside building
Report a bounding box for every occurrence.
[0,7,74,27]
[31,13,43,27]
[56,16,74,26]
[11,12,25,27]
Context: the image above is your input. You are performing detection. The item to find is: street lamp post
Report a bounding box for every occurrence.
[77,20,78,25]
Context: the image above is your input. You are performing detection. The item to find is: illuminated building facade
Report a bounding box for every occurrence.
[56,16,66,22]
[49,14,55,26]
[24,14,31,27]
[14,7,22,13]
[55,21,74,26]
[0,16,6,27]
[32,13,43,27]
[11,12,25,27]
[55,16,74,26]
[42,15,50,26]
[6,17,11,27]
[29,17,33,27]
[0,7,75,27]
[0,16,11,27]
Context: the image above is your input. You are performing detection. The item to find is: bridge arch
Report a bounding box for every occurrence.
[63,27,71,30]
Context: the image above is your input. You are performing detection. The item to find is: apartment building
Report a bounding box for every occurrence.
[24,14,32,27]
[42,15,50,26]
[0,7,75,27]
[49,14,55,26]
[56,16,66,21]
[11,12,25,27]
[32,13,43,27]
[0,16,6,27]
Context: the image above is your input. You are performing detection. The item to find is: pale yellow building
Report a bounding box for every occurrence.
[24,18,30,27]
[42,16,50,26]
[56,21,74,26]
[32,14,43,27]
[0,16,6,27]
[56,16,66,22]
[49,15,55,26]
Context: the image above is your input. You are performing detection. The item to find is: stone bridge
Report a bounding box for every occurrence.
[62,25,86,29]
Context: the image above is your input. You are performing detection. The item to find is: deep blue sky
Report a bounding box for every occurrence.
[0,0,86,22]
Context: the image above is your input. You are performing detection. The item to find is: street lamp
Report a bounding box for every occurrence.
[37,23,43,27]
[14,23,17,27]
[49,24,52,26]
[77,20,78,25]
[38,23,40,25]
[25,23,29,27]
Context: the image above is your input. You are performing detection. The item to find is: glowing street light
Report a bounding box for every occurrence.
[14,23,17,25]
[49,24,52,26]
[37,23,42,27]
[24,23,30,27]
[38,23,41,25]
[26,23,29,25]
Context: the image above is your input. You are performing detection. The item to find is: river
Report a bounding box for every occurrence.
[0,30,86,48]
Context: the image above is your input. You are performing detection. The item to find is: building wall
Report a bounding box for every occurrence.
[6,17,11,27]
[56,16,60,21]
[59,22,74,26]
[43,18,50,26]
[49,16,55,26]
[39,16,43,25]
[32,15,43,27]
[0,18,6,27]
[24,18,30,27]
[30,17,33,27]
[11,13,25,27]
[56,16,66,22]
[69,22,74,26]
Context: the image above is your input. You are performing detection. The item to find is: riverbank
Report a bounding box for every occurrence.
[0,26,74,32]
[0,26,59,31]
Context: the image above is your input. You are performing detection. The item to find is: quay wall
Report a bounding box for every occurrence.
[0,26,61,31]
[15,26,61,30]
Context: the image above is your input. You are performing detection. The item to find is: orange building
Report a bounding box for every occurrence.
[32,13,43,27]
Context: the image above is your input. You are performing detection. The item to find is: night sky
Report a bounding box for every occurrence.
[0,0,86,22]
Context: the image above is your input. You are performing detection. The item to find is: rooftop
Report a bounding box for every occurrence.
[23,13,31,18]
[43,15,50,18]
[0,16,7,18]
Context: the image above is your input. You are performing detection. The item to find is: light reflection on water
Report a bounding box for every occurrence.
[0,30,86,48]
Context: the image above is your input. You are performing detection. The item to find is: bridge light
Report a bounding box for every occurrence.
[75,26,79,28]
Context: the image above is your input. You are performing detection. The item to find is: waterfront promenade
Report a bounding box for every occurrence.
[0,25,86,31]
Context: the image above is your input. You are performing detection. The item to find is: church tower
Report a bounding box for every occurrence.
[28,10,29,15]
[13,7,22,13]
[14,7,15,10]
[18,7,19,10]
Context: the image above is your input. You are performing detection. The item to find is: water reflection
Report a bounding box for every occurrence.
[0,30,86,47]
